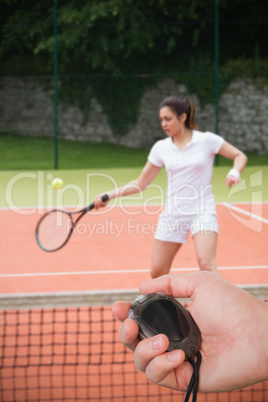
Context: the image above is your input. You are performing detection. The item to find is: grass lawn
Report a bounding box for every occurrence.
[1,133,148,170]
[1,133,267,209]
[1,132,268,170]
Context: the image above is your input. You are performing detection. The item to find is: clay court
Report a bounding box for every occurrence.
[0,202,267,295]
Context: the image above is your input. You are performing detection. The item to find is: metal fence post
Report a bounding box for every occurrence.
[53,0,59,169]
[215,0,220,166]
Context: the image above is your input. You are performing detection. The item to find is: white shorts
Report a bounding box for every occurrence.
[154,213,219,244]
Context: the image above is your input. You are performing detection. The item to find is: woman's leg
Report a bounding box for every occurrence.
[151,239,183,278]
[193,231,218,274]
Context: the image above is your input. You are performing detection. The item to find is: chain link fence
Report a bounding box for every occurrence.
[1,0,268,167]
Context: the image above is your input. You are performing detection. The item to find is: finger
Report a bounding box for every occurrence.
[112,302,140,352]
[225,176,241,188]
[224,177,230,186]
[234,178,241,186]
[112,301,132,322]
[145,350,190,391]
[225,177,232,188]
[118,318,140,352]
[94,196,108,210]
[94,198,101,209]
[138,271,218,299]
[134,334,170,372]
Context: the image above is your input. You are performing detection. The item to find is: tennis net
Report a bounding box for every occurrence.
[0,289,267,402]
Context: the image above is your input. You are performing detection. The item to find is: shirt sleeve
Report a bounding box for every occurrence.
[148,141,164,167]
[205,132,224,154]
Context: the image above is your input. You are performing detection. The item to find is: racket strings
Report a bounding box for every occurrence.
[36,211,73,252]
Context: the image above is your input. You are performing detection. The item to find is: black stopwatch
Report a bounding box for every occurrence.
[127,292,201,359]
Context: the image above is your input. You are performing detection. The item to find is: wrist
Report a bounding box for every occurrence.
[107,191,116,200]
[227,168,240,179]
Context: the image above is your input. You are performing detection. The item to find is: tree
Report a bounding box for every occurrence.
[1,0,267,75]
[0,0,215,74]
[1,0,267,135]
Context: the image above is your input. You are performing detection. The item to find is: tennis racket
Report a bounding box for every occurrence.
[35,194,109,252]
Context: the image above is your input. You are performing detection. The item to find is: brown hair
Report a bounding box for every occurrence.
[159,96,197,129]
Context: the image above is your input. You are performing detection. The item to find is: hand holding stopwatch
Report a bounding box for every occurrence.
[127,292,202,402]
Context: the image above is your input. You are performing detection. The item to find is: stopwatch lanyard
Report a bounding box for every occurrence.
[184,351,202,402]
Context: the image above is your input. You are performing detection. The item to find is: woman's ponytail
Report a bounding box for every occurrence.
[186,97,197,130]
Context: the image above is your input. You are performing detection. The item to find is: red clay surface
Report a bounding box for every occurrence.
[0,204,267,294]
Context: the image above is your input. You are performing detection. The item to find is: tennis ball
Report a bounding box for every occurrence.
[52,177,63,190]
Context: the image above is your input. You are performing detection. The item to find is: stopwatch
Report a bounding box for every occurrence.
[127,292,201,359]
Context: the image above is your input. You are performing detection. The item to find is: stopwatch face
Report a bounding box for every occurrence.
[128,293,201,359]
[141,299,189,341]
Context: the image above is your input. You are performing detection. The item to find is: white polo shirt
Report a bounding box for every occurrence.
[148,130,224,215]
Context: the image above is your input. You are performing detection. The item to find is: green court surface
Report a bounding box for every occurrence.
[0,166,267,209]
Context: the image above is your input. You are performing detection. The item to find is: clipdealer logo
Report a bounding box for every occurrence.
[225,170,264,233]
[4,170,265,233]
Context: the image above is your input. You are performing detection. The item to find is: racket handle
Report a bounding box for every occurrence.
[84,194,110,213]
[101,194,109,202]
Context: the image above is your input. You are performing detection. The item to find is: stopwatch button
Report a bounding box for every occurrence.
[127,309,134,319]
[134,294,153,304]
[134,295,145,303]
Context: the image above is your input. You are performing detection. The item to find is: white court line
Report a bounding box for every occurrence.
[1,201,268,211]
[221,202,268,224]
[0,265,267,278]
[0,288,139,298]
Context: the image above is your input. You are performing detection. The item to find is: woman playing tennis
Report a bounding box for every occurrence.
[94,96,247,278]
